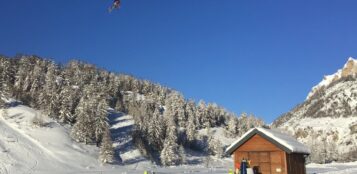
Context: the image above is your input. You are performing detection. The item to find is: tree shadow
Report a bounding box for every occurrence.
[108,110,148,165]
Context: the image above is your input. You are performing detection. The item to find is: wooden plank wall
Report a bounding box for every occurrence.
[237,134,281,152]
[286,153,306,174]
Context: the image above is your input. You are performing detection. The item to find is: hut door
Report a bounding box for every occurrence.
[248,152,271,174]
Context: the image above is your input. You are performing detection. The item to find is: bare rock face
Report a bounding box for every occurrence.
[342,58,357,77]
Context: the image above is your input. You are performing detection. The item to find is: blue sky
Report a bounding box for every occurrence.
[1,0,357,123]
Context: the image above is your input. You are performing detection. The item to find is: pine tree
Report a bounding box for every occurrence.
[70,94,95,144]
[29,60,46,102]
[179,145,186,164]
[227,116,239,136]
[0,57,14,97]
[38,61,59,111]
[195,100,206,129]
[206,103,215,127]
[208,137,223,158]
[147,107,164,150]
[164,92,186,127]
[160,118,181,166]
[95,97,109,146]
[99,130,115,164]
[59,86,76,123]
[47,91,61,119]
[186,101,197,143]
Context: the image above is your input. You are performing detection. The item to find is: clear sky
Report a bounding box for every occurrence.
[1,0,357,123]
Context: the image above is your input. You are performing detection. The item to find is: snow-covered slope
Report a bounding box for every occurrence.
[0,105,156,173]
[273,57,357,163]
[0,105,108,173]
[0,105,238,173]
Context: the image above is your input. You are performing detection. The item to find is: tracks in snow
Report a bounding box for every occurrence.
[0,111,59,174]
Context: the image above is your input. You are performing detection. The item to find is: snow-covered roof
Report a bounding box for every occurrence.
[225,127,310,155]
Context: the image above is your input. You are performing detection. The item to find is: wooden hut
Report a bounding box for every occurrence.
[225,127,310,174]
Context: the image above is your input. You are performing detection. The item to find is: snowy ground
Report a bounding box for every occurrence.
[306,162,357,174]
[0,105,356,174]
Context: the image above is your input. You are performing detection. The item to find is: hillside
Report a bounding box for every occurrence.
[0,55,264,168]
[273,57,357,163]
[0,105,105,173]
[1,105,356,174]
[0,104,236,173]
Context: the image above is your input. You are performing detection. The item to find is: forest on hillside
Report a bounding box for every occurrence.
[0,55,264,165]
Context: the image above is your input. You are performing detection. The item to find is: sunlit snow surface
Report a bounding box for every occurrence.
[306,162,357,174]
[0,105,356,174]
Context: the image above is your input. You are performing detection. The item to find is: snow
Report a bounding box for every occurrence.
[0,106,104,174]
[307,69,342,100]
[306,161,357,174]
[225,127,310,154]
[257,128,310,154]
[107,110,149,167]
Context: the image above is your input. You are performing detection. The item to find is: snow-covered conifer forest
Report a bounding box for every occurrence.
[0,55,264,167]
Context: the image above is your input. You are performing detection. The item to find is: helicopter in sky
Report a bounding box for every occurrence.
[108,0,121,12]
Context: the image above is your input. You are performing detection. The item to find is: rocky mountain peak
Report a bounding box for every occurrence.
[306,57,357,100]
[342,57,357,77]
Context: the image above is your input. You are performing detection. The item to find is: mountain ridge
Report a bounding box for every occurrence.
[273,57,357,163]
[306,57,357,100]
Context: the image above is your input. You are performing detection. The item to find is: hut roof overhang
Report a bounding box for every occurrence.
[225,127,311,155]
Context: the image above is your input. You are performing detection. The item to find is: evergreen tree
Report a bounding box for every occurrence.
[147,107,164,150]
[59,86,77,123]
[227,116,239,136]
[179,145,186,164]
[47,91,61,119]
[70,92,96,144]
[94,97,110,146]
[164,92,186,127]
[99,130,115,164]
[208,137,223,158]
[160,118,181,166]
[206,103,215,127]
[195,100,206,129]
[0,57,14,97]
[38,61,59,111]
[186,100,197,143]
